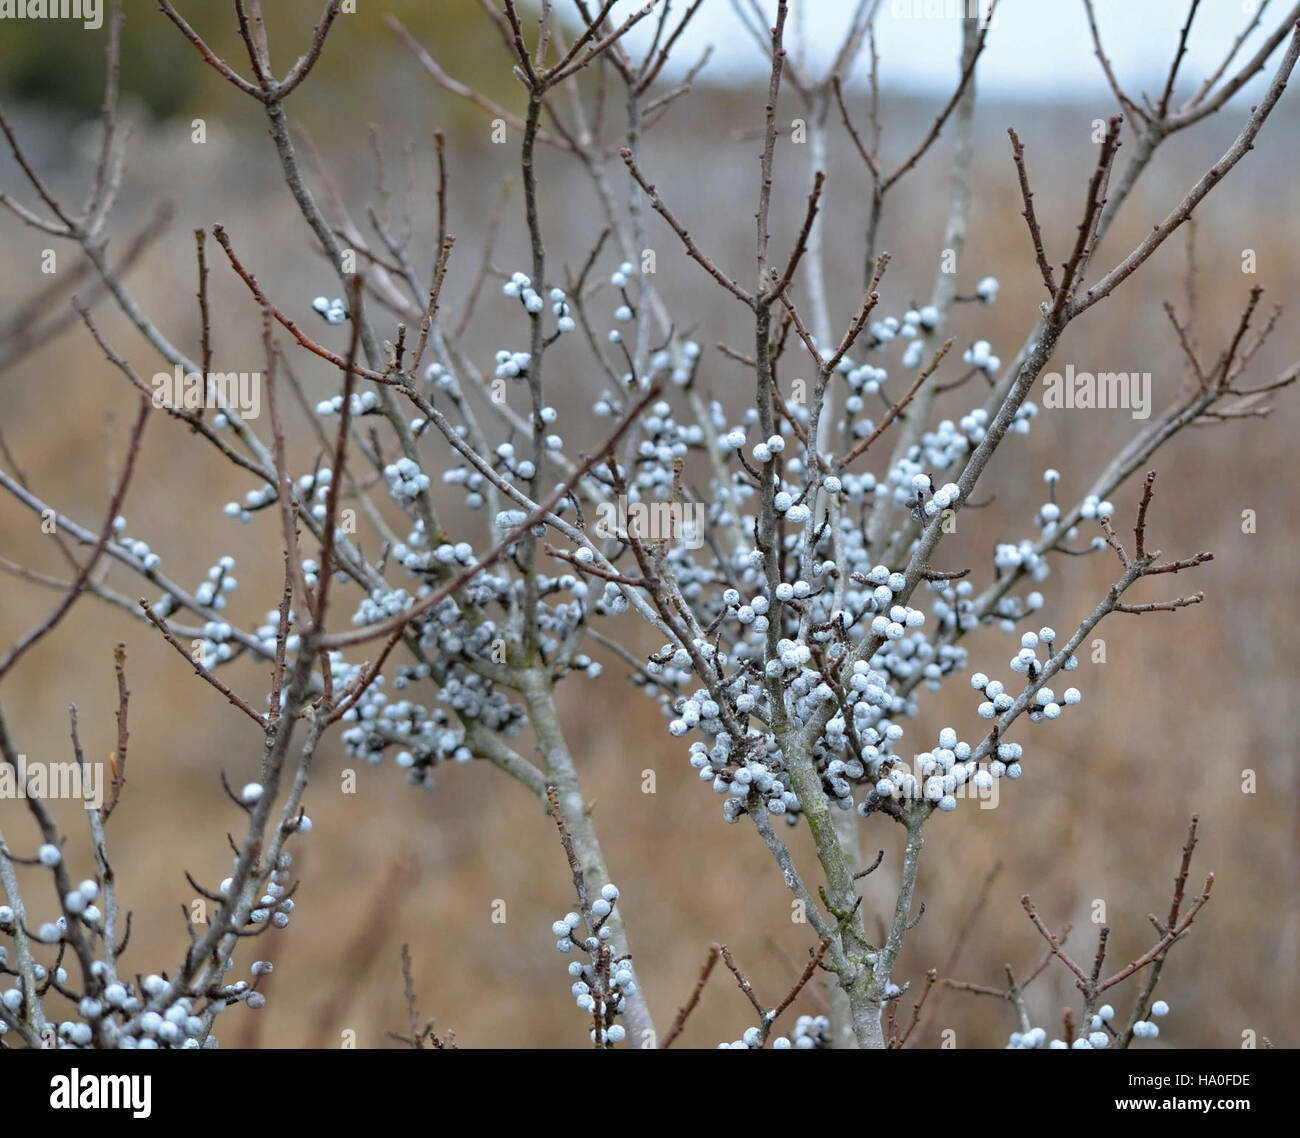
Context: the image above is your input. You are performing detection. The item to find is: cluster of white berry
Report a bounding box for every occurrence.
[972,628,1082,724]
[502,271,578,339]
[1,839,298,1047]
[551,883,635,1046]
[180,257,1084,941]
[717,1013,832,1048]
[222,480,277,524]
[383,456,431,504]
[1005,1001,1170,1049]
[310,295,348,324]
[787,1014,831,1048]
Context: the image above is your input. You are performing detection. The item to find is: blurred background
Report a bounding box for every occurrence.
[0,1,1296,1048]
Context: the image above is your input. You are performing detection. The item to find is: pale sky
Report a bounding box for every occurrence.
[595,0,1292,98]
